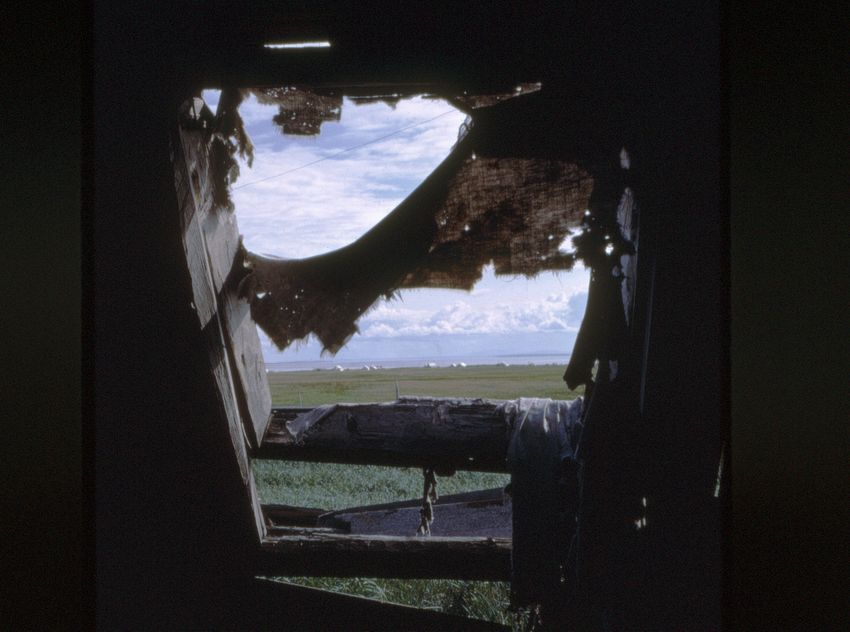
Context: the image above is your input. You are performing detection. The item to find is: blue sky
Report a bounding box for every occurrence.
[202,90,589,363]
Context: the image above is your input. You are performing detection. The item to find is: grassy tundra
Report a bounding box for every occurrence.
[256,363,581,627]
[265,362,580,406]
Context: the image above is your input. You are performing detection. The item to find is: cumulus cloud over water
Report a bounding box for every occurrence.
[201,89,590,361]
[359,290,585,338]
[203,91,466,259]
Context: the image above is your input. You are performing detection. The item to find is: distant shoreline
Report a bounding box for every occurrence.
[265,353,571,373]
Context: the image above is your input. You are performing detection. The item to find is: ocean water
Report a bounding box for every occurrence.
[265,353,570,372]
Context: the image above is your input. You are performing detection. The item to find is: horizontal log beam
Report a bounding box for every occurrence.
[256,398,512,472]
[315,488,511,538]
[265,526,344,537]
[261,488,506,528]
[258,533,511,581]
[250,578,510,631]
[322,498,512,538]
[196,48,536,93]
[263,504,328,528]
[316,487,506,517]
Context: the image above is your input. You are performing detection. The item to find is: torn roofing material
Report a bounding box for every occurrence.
[253,86,343,135]
[234,89,595,354]
[252,83,543,130]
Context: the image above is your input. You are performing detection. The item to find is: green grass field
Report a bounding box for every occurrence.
[256,364,581,628]
[266,363,582,406]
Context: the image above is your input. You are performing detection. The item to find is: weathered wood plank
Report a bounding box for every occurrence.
[265,526,345,537]
[198,48,529,95]
[181,212,217,329]
[174,125,216,329]
[258,533,511,580]
[321,497,512,538]
[170,134,194,233]
[263,503,329,528]
[178,124,239,295]
[174,117,266,541]
[203,313,267,540]
[316,487,506,516]
[178,116,272,450]
[246,463,268,540]
[251,578,510,631]
[200,206,240,294]
[203,314,251,485]
[178,127,213,221]
[219,283,272,448]
[261,488,506,530]
[257,399,512,472]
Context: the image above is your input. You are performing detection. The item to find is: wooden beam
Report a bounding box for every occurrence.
[262,488,511,537]
[312,488,509,536]
[265,526,343,537]
[220,282,273,448]
[196,48,537,93]
[184,3,557,93]
[173,121,269,540]
[311,487,506,517]
[172,129,216,329]
[262,490,504,527]
[256,399,511,472]
[258,533,511,581]
[320,497,512,538]
[249,578,510,631]
[176,121,273,450]
[263,504,328,528]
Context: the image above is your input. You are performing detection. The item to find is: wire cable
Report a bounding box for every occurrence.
[232,109,457,191]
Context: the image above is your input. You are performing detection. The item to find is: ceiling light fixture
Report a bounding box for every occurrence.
[264,41,331,49]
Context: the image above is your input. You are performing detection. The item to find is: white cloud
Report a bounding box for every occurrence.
[210,93,465,258]
[358,290,584,338]
[198,89,592,361]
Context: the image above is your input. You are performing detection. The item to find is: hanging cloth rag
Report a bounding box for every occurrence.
[503,397,583,608]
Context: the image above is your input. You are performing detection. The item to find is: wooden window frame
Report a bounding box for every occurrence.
[170,96,514,581]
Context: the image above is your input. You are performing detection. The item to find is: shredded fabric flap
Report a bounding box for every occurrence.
[503,397,583,608]
[239,92,594,354]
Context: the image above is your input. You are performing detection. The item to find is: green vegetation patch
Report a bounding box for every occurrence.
[266,363,582,406]
[257,365,579,629]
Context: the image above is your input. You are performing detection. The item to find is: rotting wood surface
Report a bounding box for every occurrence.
[253,577,510,631]
[321,496,512,538]
[262,504,328,528]
[220,282,272,448]
[173,118,272,539]
[257,398,512,472]
[262,488,511,538]
[174,118,273,460]
[258,533,511,580]
[262,488,506,527]
[320,487,506,516]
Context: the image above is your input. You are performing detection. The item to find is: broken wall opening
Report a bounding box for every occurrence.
[173,79,633,626]
[200,86,591,374]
